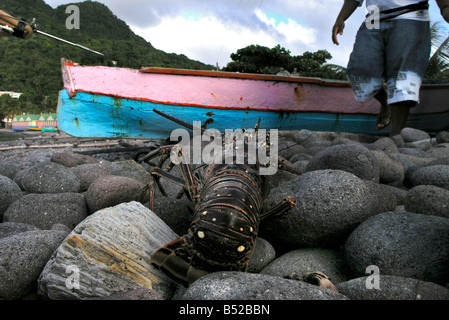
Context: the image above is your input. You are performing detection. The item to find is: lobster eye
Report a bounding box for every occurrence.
[197,231,205,239]
[237,245,245,252]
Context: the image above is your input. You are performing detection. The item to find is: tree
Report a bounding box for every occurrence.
[319,64,348,80]
[223,45,345,80]
[0,95,22,124]
[425,22,449,82]
[288,50,333,77]
[224,44,292,74]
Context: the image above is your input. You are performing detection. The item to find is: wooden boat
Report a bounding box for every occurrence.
[57,58,449,139]
[29,126,42,131]
[42,127,58,132]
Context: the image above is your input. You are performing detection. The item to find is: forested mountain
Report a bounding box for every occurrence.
[0,0,213,115]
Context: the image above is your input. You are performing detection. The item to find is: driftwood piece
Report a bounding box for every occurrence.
[1,134,161,152]
[0,142,119,151]
[0,146,27,151]
[74,146,157,156]
[75,142,119,148]
[29,143,75,149]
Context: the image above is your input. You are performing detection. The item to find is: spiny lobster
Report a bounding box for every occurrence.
[142,109,300,287]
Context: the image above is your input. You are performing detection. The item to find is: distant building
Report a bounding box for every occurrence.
[0,91,22,99]
[11,113,58,132]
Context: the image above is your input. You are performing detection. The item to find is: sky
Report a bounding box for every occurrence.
[42,0,448,69]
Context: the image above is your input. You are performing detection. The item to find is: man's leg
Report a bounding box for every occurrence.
[346,23,386,132]
[374,89,391,130]
[385,20,431,136]
[389,101,415,136]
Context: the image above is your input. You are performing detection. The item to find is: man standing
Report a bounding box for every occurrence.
[332,0,449,136]
[0,9,33,39]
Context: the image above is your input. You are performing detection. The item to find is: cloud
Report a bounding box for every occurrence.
[255,9,316,46]
[94,0,266,29]
[130,14,279,68]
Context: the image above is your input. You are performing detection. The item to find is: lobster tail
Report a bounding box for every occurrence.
[150,237,209,287]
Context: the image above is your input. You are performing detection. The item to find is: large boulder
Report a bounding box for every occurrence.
[21,163,81,194]
[336,275,449,300]
[261,170,395,248]
[3,193,88,230]
[260,248,351,284]
[400,128,431,143]
[108,160,151,185]
[247,238,276,273]
[38,202,178,300]
[409,165,449,190]
[436,131,449,144]
[344,211,449,286]
[85,175,148,213]
[305,144,379,182]
[427,146,449,159]
[70,162,113,192]
[0,222,39,240]
[0,160,19,179]
[51,150,99,167]
[151,196,192,237]
[181,272,348,300]
[0,230,69,299]
[405,185,449,218]
[368,137,400,154]
[371,150,404,184]
[0,175,22,221]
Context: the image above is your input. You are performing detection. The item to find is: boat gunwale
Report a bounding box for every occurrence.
[139,68,449,89]
[139,66,352,87]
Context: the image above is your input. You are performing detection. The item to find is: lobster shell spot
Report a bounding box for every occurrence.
[197,231,205,239]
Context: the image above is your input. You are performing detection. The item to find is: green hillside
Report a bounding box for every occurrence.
[0,0,213,115]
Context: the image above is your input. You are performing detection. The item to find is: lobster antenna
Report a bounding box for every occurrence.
[153,108,206,133]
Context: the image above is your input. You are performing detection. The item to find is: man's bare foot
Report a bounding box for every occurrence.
[376,104,391,130]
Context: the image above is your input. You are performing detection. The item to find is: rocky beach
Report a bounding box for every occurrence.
[0,127,448,301]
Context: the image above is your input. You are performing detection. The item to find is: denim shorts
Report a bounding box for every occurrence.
[346,19,431,105]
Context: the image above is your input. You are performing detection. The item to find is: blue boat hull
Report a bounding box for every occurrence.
[57,89,448,139]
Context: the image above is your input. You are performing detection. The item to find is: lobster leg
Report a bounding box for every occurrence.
[145,143,200,206]
[145,174,156,211]
[168,144,201,202]
[278,155,304,175]
[141,144,174,169]
[178,157,200,201]
[260,196,296,220]
[142,144,184,210]
[145,170,179,211]
[146,168,191,211]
